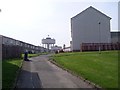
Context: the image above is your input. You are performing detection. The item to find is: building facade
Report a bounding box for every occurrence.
[111,32,120,43]
[71,6,111,51]
[0,35,46,60]
[51,45,62,52]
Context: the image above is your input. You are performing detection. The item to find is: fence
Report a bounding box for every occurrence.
[2,44,23,60]
[80,43,120,52]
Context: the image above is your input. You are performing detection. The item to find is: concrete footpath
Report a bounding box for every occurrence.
[15,55,95,88]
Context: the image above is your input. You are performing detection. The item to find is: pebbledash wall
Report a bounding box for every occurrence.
[0,35,46,60]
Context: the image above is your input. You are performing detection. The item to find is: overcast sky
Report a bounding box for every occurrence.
[0,0,119,47]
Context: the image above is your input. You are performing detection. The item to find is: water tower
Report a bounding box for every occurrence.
[42,35,55,51]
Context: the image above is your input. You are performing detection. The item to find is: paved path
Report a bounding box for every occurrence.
[15,55,95,88]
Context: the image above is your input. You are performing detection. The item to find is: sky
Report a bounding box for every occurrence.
[0,0,119,47]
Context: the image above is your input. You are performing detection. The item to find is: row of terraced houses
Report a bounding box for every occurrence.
[0,35,46,60]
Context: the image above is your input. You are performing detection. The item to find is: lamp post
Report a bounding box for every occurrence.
[98,22,101,54]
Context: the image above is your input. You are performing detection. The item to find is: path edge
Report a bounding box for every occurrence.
[48,58,103,89]
[12,59,24,89]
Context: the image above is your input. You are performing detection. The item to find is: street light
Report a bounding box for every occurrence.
[98,22,101,54]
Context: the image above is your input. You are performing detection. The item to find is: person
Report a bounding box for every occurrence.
[24,51,28,61]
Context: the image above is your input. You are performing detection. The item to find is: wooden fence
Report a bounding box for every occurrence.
[80,43,120,52]
[2,44,23,60]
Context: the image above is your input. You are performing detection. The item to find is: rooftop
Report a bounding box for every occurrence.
[71,6,111,20]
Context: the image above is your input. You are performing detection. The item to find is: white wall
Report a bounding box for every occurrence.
[71,7,111,51]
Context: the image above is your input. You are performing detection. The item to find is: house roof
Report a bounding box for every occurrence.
[71,6,111,20]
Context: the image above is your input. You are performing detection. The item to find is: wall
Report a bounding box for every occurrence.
[2,45,22,60]
[1,35,45,60]
[71,7,111,51]
[0,35,2,60]
[111,32,120,43]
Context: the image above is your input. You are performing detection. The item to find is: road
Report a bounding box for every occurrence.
[15,54,95,88]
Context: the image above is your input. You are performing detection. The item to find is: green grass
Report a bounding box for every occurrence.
[28,54,40,58]
[52,50,118,89]
[2,53,42,89]
[22,53,40,58]
[2,59,23,89]
[21,52,49,58]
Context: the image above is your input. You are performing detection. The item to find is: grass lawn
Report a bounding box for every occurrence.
[22,53,40,58]
[22,52,48,58]
[2,59,23,89]
[2,53,42,89]
[52,50,118,89]
[28,54,40,58]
